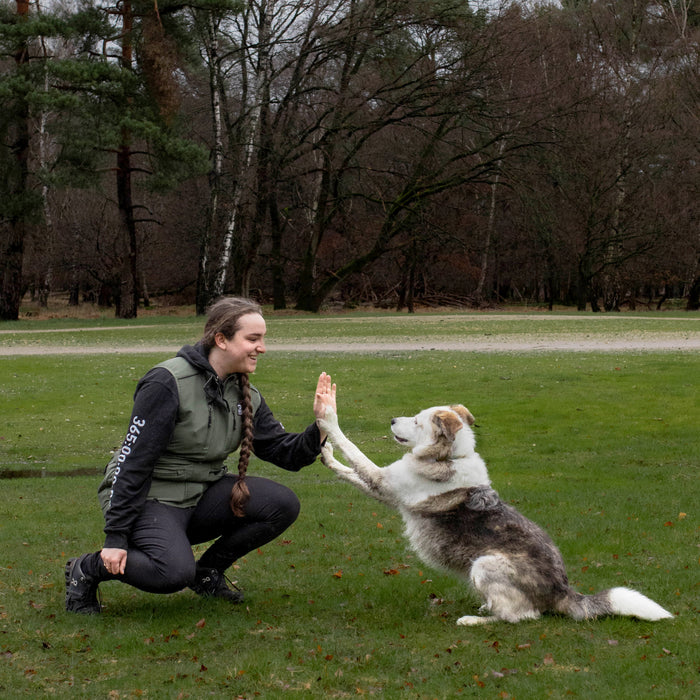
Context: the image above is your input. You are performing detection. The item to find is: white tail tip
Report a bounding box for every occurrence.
[609,587,673,621]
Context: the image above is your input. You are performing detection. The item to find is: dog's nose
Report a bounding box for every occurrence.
[391,418,396,425]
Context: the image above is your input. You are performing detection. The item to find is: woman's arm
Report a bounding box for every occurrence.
[252,373,336,470]
[102,368,179,550]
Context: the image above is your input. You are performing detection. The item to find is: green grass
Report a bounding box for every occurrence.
[0,314,698,698]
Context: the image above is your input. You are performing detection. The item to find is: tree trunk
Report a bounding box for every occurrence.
[115,145,138,320]
[687,257,700,311]
[196,13,222,315]
[269,188,286,309]
[475,139,506,304]
[0,0,30,321]
[115,0,138,319]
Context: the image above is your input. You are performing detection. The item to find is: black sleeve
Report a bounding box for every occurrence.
[103,368,179,550]
[251,396,322,472]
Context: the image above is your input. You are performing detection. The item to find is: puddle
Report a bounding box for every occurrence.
[0,468,99,479]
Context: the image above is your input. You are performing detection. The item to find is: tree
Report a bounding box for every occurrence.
[0,0,42,319]
[51,0,208,317]
[288,0,517,311]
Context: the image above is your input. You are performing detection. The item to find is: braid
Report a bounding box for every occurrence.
[230,373,253,517]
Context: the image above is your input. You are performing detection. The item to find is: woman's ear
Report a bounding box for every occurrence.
[214,331,228,350]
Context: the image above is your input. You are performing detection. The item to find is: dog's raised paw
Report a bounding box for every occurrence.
[317,406,340,434]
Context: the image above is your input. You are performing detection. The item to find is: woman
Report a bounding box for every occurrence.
[65,297,336,614]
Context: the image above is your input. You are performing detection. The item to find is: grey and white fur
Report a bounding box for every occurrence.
[318,404,673,625]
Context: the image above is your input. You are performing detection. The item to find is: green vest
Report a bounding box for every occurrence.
[98,357,262,512]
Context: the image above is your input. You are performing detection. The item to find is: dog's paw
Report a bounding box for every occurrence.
[320,445,355,478]
[456,614,492,626]
[317,405,339,435]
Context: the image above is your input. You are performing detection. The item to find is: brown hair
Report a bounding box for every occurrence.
[201,297,263,516]
[201,296,263,352]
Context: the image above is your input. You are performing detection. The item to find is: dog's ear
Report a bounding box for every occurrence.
[419,410,463,461]
[433,410,464,441]
[450,404,475,426]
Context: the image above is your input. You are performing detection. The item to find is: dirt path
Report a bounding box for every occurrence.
[2,336,699,355]
[2,313,698,355]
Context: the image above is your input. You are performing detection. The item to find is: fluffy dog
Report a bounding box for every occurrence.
[318,404,672,625]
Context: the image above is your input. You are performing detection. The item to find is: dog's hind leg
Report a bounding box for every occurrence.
[464,554,541,625]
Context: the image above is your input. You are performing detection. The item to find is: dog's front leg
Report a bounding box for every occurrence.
[321,442,378,497]
[321,442,396,507]
[318,407,393,501]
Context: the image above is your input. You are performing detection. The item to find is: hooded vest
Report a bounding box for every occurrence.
[98,356,262,512]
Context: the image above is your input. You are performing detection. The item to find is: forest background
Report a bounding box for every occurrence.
[1,0,699,321]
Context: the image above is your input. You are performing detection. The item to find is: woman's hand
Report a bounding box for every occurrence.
[101,548,128,576]
[314,372,336,443]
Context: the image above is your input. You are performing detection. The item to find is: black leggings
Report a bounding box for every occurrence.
[88,475,300,593]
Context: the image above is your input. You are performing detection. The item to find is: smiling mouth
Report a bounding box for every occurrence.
[393,435,409,444]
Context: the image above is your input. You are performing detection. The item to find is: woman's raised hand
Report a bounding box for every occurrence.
[314,372,337,442]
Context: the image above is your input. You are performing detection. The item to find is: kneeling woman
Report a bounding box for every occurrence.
[66,297,336,614]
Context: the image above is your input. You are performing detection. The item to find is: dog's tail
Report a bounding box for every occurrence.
[557,587,673,621]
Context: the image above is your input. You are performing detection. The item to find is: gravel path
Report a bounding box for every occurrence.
[2,314,698,355]
[2,336,699,355]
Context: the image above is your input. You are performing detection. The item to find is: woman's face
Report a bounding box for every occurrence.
[211,312,267,376]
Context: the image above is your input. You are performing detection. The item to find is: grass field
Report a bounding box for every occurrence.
[0,311,698,698]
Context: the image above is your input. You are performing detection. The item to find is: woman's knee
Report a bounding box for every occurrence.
[162,558,196,592]
[123,551,195,594]
[247,477,300,529]
[277,488,300,526]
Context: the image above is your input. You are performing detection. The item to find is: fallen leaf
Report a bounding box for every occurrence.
[543,654,555,665]
[196,619,206,629]
[607,639,618,646]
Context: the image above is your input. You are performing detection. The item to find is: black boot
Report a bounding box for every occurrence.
[190,566,244,603]
[65,554,102,614]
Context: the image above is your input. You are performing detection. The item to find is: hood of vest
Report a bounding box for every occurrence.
[177,342,242,412]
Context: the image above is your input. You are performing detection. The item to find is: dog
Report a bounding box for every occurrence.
[318,404,673,625]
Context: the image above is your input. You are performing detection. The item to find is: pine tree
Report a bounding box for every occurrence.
[0,0,209,319]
